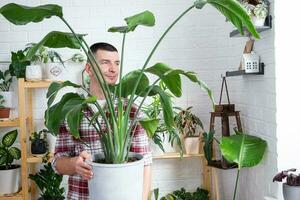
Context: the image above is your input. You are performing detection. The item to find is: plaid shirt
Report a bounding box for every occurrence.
[52,102,152,200]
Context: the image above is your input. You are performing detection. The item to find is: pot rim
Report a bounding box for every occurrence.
[0,164,21,171]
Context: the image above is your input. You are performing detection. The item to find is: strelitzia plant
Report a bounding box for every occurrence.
[0,0,259,164]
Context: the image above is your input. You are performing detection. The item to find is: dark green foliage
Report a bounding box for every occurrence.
[160,187,209,200]
[9,50,30,78]
[29,162,65,200]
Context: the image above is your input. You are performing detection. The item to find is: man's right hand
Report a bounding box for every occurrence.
[74,151,93,180]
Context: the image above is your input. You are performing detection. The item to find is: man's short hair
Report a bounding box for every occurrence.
[90,42,118,53]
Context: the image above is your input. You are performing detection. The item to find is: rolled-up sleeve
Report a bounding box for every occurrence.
[51,122,75,174]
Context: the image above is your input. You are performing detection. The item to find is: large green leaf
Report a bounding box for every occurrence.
[108,10,155,33]
[65,101,85,139]
[146,63,182,97]
[2,129,18,147]
[220,134,267,170]
[205,0,260,38]
[0,3,62,25]
[8,147,21,160]
[150,86,174,128]
[25,31,85,61]
[46,81,81,107]
[118,70,149,97]
[139,119,159,138]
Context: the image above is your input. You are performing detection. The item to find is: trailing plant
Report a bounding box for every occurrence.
[220,130,267,200]
[273,168,300,186]
[0,1,259,164]
[29,162,65,200]
[0,129,21,169]
[0,69,13,91]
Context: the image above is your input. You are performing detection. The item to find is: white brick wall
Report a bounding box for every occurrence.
[0,0,277,199]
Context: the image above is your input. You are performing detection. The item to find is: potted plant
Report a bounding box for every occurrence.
[239,0,268,26]
[174,106,204,154]
[0,95,10,118]
[44,49,65,81]
[30,129,48,155]
[9,48,31,79]
[0,129,21,194]
[153,187,209,200]
[0,1,259,199]
[273,168,300,200]
[29,162,65,200]
[0,69,14,109]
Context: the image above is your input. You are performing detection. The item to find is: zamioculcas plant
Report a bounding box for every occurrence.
[220,131,267,200]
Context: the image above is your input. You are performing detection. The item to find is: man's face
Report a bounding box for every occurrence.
[94,49,120,85]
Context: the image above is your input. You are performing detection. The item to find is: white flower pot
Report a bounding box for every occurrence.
[89,153,144,200]
[26,64,43,81]
[0,165,21,195]
[45,62,65,81]
[184,137,200,154]
[0,91,14,108]
[283,183,300,200]
[251,16,266,26]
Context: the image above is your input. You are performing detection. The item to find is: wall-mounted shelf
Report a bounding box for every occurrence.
[226,63,264,77]
[230,15,272,37]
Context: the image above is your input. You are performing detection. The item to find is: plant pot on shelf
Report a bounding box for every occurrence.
[0,165,21,195]
[89,153,144,200]
[0,107,10,118]
[26,64,43,81]
[31,140,47,155]
[0,91,14,108]
[283,183,300,200]
[45,62,65,81]
[251,16,266,26]
[184,136,201,154]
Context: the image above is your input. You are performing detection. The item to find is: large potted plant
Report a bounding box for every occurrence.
[0,129,21,195]
[0,1,259,199]
[273,168,300,200]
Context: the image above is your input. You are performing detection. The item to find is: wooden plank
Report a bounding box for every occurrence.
[23,79,58,88]
[0,190,23,200]
[27,153,53,163]
[18,78,28,200]
[153,152,204,160]
[0,118,19,127]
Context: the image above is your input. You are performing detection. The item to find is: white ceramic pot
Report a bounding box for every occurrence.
[89,153,144,200]
[283,183,300,200]
[251,16,266,26]
[184,137,200,154]
[45,62,65,81]
[0,91,14,108]
[0,165,21,195]
[25,64,43,81]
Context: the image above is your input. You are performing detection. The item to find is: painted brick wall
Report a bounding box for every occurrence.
[0,0,276,199]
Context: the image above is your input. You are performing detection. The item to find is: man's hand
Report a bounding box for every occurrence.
[74,151,93,180]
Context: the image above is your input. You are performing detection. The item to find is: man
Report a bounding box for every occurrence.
[52,42,152,200]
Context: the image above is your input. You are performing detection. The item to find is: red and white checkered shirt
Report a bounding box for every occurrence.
[52,103,152,200]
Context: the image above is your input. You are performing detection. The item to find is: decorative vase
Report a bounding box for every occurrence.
[283,183,300,200]
[45,62,65,81]
[31,140,47,154]
[88,153,144,200]
[184,137,200,154]
[251,16,266,26]
[0,107,10,118]
[0,165,21,195]
[26,64,43,81]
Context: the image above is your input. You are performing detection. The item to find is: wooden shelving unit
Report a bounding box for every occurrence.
[0,191,23,200]
[0,118,19,127]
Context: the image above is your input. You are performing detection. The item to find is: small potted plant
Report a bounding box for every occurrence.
[29,162,65,200]
[239,0,268,26]
[30,129,48,155]
[174,107,204,154]
[0,129,21,194]
[273,168,300,200]
[0,95,10,118]
[0,69,14,109]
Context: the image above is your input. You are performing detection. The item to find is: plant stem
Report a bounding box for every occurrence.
[233,169,240,200]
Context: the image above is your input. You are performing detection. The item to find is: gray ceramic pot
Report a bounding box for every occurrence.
[88,152,144,200]
[283,183,300,200]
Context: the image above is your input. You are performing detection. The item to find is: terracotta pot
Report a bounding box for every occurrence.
[0,107,10,118]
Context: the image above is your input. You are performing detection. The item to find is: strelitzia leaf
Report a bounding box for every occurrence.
[139,119,159,138]
[0,3,62,25]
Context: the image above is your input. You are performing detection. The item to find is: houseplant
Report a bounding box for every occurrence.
[0,69,14,109]
[174,106,204,154]
[29,162,65,200]
[239,0,268,26]
[273,168,300,200]
[153,187,209,200]
[0,95,10,118]
[9,49,31,79]
[0,129,21,194]
[0,1,259,199]
[30,129,48,154]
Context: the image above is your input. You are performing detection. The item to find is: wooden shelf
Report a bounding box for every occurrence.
[27,153,53,163]
[0,190,23,200]
[0,118,19,127]
[153,152,204,160]
[24,80,55,88]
